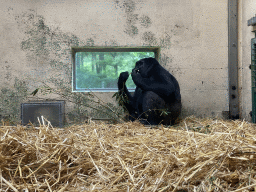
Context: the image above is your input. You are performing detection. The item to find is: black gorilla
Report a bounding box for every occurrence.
[118,57,181,125]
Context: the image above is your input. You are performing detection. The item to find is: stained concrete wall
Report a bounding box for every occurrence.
[0,0,231,124]
[239,1,256,121]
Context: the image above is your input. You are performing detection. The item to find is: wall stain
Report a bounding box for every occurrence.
[125,25,138,37]
[160,53,172,67]
[113,0,173,51]
[115,0,139,37]
[0,78,28,124]
[86,38,95,46]
[142,31,157,45]
[159,33,172,49]
[123,0,136,13]
[113,0,174,50]
[11,10,123,124]
[0,10,83,124]
[139,15,151,28]
[105,40,119,46]
[18,10,80,83]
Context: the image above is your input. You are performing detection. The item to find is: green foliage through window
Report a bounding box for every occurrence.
[74,52,155,91]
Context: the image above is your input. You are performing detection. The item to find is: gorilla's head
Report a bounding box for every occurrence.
[133,57,159,78]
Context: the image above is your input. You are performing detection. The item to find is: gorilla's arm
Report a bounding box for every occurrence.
[131,69,179,101]
[133,78,175,99]
[118,72,137,117]
[118,72,133,101]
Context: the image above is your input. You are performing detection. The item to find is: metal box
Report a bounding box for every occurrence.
[21,101,64,127]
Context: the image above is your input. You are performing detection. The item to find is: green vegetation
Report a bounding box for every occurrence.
[75,52,154,89]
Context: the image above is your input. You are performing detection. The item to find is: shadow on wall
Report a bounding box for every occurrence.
[0,78,28,125]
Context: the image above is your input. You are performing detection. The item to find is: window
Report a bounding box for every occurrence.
[72,47,160,92]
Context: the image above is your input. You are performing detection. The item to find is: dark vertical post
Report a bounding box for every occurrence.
[228,0,239,119]
[72,50,77,90]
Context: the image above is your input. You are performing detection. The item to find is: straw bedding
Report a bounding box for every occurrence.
[1,116,256,191]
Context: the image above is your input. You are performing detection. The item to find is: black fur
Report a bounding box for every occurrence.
[118,57,181,125]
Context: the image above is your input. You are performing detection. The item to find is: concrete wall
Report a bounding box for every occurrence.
[239,1,256,121]
[0,0,231,124]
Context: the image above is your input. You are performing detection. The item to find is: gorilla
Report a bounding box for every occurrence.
[117,57,181,125]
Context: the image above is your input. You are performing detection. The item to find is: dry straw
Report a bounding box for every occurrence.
[0,116,256,191]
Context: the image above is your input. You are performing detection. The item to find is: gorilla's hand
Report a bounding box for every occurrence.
[119,71,130,82]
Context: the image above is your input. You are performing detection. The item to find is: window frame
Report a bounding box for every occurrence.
[71,47,160,92]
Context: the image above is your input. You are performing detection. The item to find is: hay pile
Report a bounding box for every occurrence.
[0,117,256,191]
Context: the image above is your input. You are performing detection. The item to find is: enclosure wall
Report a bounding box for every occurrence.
[0,0,234,123]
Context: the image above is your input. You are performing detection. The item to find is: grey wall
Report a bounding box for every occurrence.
[0,0,235,124]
